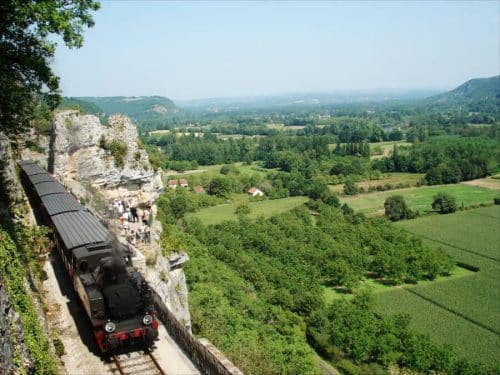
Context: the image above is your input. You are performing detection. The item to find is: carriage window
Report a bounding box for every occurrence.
[79,261,89,273]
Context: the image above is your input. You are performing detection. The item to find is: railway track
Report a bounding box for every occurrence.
[111,350,167,375]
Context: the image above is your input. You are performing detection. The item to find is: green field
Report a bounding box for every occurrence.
[370,140,412,159]
[187,196,308,225]
[164,162,270,184]
[323,266,474,305]
[329,172,424,194]
[375,206,500,366]
[340,184,499,215]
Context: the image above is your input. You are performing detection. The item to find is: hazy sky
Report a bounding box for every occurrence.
[52,1,499,100]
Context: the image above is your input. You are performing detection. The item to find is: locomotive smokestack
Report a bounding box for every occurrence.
[98,256,127,285]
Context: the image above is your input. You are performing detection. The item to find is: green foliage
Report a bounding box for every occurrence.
[99,137,128,168]
[432,193,457,214]
[0,0,99,135]
[25,140,45,154]
[175,198,455,372]
[235,203,251,215]
[343,179,360,195]
[207,176,236,197]
[58,97,103,116]
[0,227,58,373]
[341,184,499,216]
[384,195,414,221]
[80,96,176,122]
[373,136,499,184]
[392,206,500,367]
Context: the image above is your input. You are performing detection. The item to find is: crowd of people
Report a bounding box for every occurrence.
[110,198,153,247]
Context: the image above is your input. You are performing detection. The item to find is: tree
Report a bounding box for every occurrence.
[207,176,233,197]
[343,179,359,195]
[0,0,100,135]
[384,195,414,221]
[432,193,457,214]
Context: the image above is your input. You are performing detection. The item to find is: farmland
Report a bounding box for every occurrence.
[329,172,424,194]
[370,140,412,159]
[186,195,308,225]
[340,183,499,215]
[376,206,500,366]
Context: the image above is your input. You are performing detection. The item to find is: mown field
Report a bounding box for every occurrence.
[329,172,424,194]
[340,184,499,215]
[186,196,309,225]
[164,162,269,181]
[370,140,412,159]
[376,206,500,366]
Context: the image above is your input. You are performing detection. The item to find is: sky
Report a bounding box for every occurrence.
[52,1,500,100]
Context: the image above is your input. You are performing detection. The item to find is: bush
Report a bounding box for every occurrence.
[384,195,414,221]
[432,193,457,214]
[343,179,359,195]
[494,197,500,205]
[235,204,251,215]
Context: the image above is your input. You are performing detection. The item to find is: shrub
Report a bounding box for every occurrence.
[432,193,457,214]
[384,195,414,221]
[343,179,359,195]
[235,204,251,215]
[108,139,128,168]
[494,197,500,205]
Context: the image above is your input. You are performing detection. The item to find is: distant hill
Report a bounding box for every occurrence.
[429,75,499,104]
[59,97,104,116]
[77,96,178,122]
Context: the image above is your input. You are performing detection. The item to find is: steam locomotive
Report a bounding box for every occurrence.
[18,160,159,352]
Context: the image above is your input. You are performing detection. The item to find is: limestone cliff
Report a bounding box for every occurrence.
[51,110,163,203]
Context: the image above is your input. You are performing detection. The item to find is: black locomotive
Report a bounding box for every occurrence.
[18,160,159,352]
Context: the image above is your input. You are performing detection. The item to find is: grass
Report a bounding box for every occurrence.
[376,288,500,367]
[370,140,412,160]
[374,206,500,367]
[186,196,308,225]
[323,266,474,305]
[329,172,424,194]
[340,184,499,215]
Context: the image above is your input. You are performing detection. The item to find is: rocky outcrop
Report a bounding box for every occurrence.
[51,110,163,203]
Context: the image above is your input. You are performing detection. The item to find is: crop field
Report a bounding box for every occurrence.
[340,184,499,215]
[375,206,500,366]
[329,172,424,194]
[164,162,269,181]
[187,196,308,225]
[370,140,412,159]
[323,266,474,305]
[376,288,500,366]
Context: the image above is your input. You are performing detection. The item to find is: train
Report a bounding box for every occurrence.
[18,160,159,352]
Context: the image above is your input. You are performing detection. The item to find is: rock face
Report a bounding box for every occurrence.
[52,110,163,203]
[0,284,33,375]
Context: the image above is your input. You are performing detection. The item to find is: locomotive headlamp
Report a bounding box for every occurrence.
[105,321,116,333]
[142,314,153,325]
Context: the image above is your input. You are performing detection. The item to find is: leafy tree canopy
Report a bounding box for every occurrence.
[0,0,100,135]
[384,195,414,221]
[432,193,457,214]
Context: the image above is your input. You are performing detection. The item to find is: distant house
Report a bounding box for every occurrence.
[168,179,189,189]
[247,187,264,197]
[193,185,205,194]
